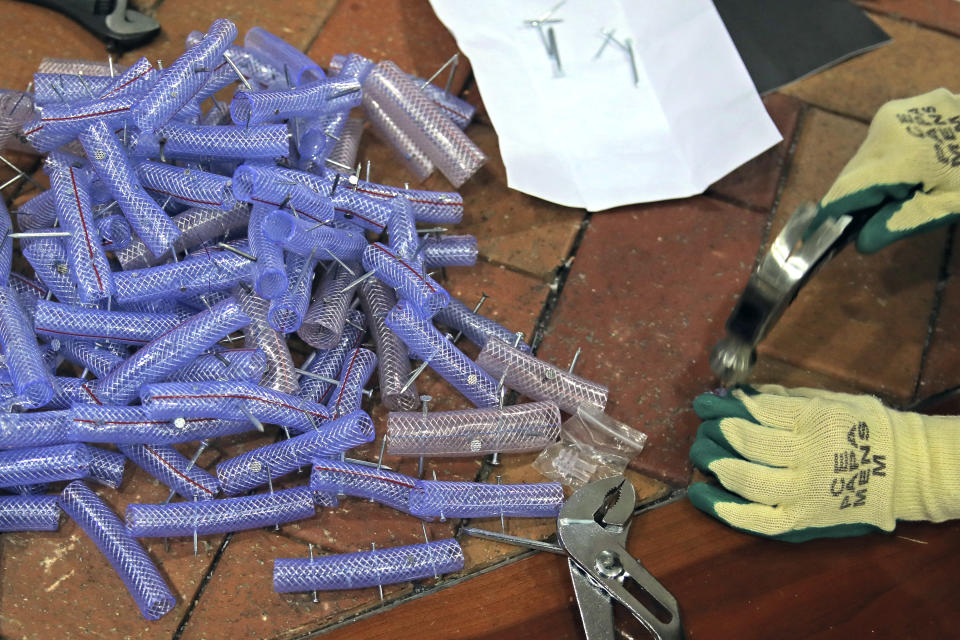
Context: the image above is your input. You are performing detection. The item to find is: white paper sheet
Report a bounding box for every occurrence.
[428,0,782,211]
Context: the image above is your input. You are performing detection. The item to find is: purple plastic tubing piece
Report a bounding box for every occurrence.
[408,480,565,520]
[58,481,176,620]
[98,214,134,250]
[477,338,609,415]
[270,166,393,232]
[119,443,220,500]
[0,495,61,531]
[0,443,99,487]
[21,236,82,305]
[297,262,357,349]
[9,273,49,305]
[71,404,251,445]
[273,539,464,592]
[0,199,11,287]
[268,251,319,333]
[88,447,127,488]
[362,61,485,187]
[32,73,113,105]
[37,57,119,75]
[298,309,365,404]
[244,27,325,85]
[167,348,266,383]
[132,123,290,161]
[215,410,374,495]
[79,120,182,258]
[0,90,34,152]
[421,235,477,268]
[362,243,449,319]
[310,459,415,513]
[116,203,250,270]
[132,18,237,132]
[386,401,561,456]
[15,190,57,230]
[0,286,55,407]
[325,347,376,419]
[262,209,366,262]
[363,93,434,182]
[434,297,532,353]
[24,95,137,152]
[319,166,463,224]
[247,204,287,299]
[100,57,157,99]
[136,161,236,211]
[45,161,115,303]
[236,285,298,394]
[386,302,499,409]
[326,117,364,170]
[49,376,95,408]
[230,77,361,125]
[125,486,316,537]
[83,296,251,405]
[33,299,185,346]
[232,163,335,225]
[359,277,418,411]
[141,380,331,433]
[0,410,73,449]
[60,340,125,378]
[112,243,254,304]
[387,196,419,264]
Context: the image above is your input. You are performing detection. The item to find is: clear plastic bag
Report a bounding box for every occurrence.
[533,405,647,489]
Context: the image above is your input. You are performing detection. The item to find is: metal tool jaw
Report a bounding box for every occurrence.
[558,476,684,640]
[710,202,856,387]
[19,0,161,51]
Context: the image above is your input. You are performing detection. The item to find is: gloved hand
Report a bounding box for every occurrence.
[688,385,960,542]
[809,88,960,253]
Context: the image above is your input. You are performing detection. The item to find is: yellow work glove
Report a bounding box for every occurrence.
[688,385,960,542]
[809,88,960,253]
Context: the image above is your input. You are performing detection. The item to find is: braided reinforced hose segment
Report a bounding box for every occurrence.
[0,90,35,151]
[34,299,184,346]
[434,297,531,353]
[136,161,236,211]
[167,348,266,383]
[421,235,477,269]
[326,117,364,170]
[230,77,360,125]
[24,95,137,152]
[325,347,377,420]
[363,243,448,319]
[408,480,564,520]
[0,495,61,531]
[119,443,219,500]
[236,286,298,394]
[232,164,334,226]
[247,204,287,300]
[359,277,417,411]
[267,251,319,334]
[297,309,365,404]
[0,443,98,488]
[71,404,251,445]
[386,302,498,409]
[59,481,176,620]
[273,539,464,592]
[135,123,291,161]
[244,26,325,85]
[297,262,357,349]
[386,401,561,456]
[476,338,608,414]
[0,286,54,408]
[362,61,485,187]
[79,120,181,258]
[386,196,419,264]
[85,296,251,405]
[310,459,415,513]
[132,18,238,132]
[0,410,73,449]
[88,447,127,489]
[98,214,134,250]
[126,486,316,537]
[263,209,366,262]
[60,340,126,378]
[141,380,331,433]
[116,203,250,270]
[363,93,434,182]
[21,236,83,306]
[215,410,374,495]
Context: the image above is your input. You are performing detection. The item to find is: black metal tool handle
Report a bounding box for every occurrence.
[17,0,160,51]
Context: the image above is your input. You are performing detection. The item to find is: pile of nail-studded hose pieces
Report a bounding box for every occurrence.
[0,20,613,620]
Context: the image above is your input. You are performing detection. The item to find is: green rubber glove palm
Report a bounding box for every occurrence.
[810,88,960,253]
[688,385,960,542]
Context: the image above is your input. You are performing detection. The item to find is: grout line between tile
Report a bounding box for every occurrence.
[171,533,234,640]
[911,225,956,405]
[301,0,344,55]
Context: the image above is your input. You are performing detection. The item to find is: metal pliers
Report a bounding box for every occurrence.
[558,475,684,640]
[18,0,160,51]
[709,202,860,387]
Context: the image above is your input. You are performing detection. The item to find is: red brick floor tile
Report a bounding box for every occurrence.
[535,197,767,486]
[760,108,946,402]
[118,0,339,68]
[916,226,960,403]
[708,93,804,212]
[855,0,960,37]
[306,0,470,93]
[781,14,960,122]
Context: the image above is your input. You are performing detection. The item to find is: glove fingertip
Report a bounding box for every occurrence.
[688,482,751,524]
[689,437,733,475]
[692,392,756,422]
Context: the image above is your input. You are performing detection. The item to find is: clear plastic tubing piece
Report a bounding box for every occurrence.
[362,242,449,318]
[273,539,464,592]
[359,277,418,411]
[309,459,416,513]
[476,337,609,415]
[434,296,532,353]
[386,401,561,457]
[408,480,565,520]
[125,486,316,537]
[58,481,176,620]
